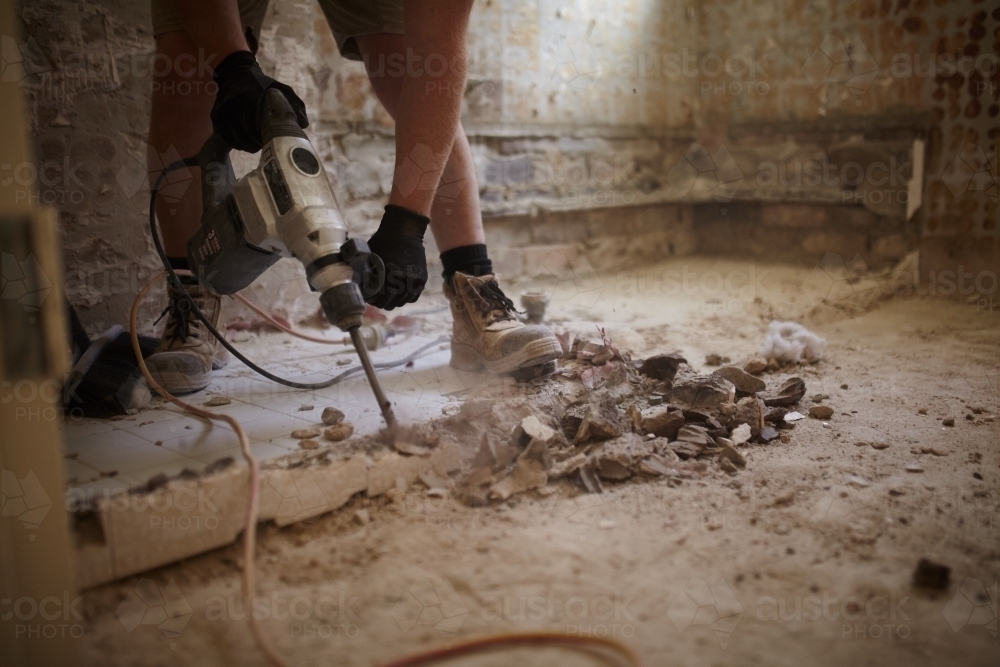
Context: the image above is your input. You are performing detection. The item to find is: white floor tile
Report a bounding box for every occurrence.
[78,443,196,477]
[64,428,150,458]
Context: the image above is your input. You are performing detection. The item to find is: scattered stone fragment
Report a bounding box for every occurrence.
[773,491,795,507]
[298,404,314,411]
[917,408,928,415]
[912,558,950,591]
[735,397,766,435]
[641,407,685,439]
[671,375,736,409]
[321,407,346,426]
[648,394,665,406]
[670,440,704,459]
[575,393,626,443]
[203,396,231,407]
[577,462,603,494]
[870,441,889,450]
[845,475,870,488]
[743,357,768,375]
[626,405,643,433]
[704,353,730,366]
[840,384,848,390]
[905,462,924,473]
[596,458,632,480]
[919,447,948,457]
[811,394,830,403]
[677,424,712,447]
[513,415,557,447]
[336,358,351,366]
[591,348,615,366]
[291,427,322,439]
[758,426,780,443]
[393,438,433,456]
[808,405,834,420]
[779,431,791,443]
[298,439,320,450]
[323,422,354,442]
[638,353,687,382]
[730,424,752,445]
[550,453,587,478]
[490,439,550,500]
[941,417,955,427]
[426,488,448,498]
[353,509,370,525]
[719,457,738,475]
[761,377,806,407]
[639,455,694,478]
[718,402,737,417]
[713,366,766,394]
[965,414,973,421]
[719,444,746,468]
[784,411,805,422]
[763,407,788,424]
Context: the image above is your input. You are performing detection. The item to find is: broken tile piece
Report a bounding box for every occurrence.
[713,366,766,394]
[761,377,807,407]
[670,375,735,409]
[203,396,231,407]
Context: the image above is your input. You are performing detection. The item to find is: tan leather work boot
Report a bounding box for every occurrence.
[444,272,561,374]
[145,278,230,394]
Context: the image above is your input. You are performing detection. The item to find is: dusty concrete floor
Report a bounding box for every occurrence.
[76,257,999,666]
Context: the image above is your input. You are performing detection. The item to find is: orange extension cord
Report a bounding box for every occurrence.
[129,271,642,667]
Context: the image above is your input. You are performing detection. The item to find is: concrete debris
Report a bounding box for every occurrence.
[719,457,738,475]
[203,396,232,407]
[941,417,955,427]
[845,475,870,488]
[637,353,687,382]
[759,427,780,442]
[676,424,713,447]
[905,462,925,473]
[513,415,557,447]
[298,438,320,450]
[291,427,322,439]
[808,405,834,420]
[426,487,448,498]
[759,321,827,364]
[730,424,752,445]
[393,439,433,456]
[593,433,654,481]
[762,377,807,407]
[577,462,603,493]
[743,357,768,375]
[713,366,766,394]
[670,375,736,409]
[323,422,354,441]
[641,407,685,439]
[735,397,766,435]
[912,558,950,591]
[575,392,626,443]
[321,407,346,425]
[870,441,890,449]
[581,362,626,390]
[353,509,370,525]
[719,443,746,468]
[639,455,695,478]
[592,348,615,366]
[704,353,730,366]
[490,438,551,500]
[298,404,314,411]
[550,453,587,478]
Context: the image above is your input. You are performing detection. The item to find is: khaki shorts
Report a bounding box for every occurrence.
[151,0,404,61]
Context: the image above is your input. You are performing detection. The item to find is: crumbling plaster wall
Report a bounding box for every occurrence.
[15,0,702,333]
[691,0,999,280]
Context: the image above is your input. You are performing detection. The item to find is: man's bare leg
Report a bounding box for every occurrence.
[355,32,483,253]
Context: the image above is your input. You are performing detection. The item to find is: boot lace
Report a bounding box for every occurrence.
[472,279,519,324]
[154,287,203,344]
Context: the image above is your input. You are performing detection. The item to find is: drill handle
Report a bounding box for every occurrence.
[197,133,236,215]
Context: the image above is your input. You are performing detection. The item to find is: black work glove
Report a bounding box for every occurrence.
[211,51,308,153]
[365,205,430,310]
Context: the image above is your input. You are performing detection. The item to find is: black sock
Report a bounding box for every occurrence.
[440,244,492,283]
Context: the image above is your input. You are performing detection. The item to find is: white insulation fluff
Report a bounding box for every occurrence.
[759,321,827,364]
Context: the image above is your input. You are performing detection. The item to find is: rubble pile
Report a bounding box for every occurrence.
[378,332,824,505]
